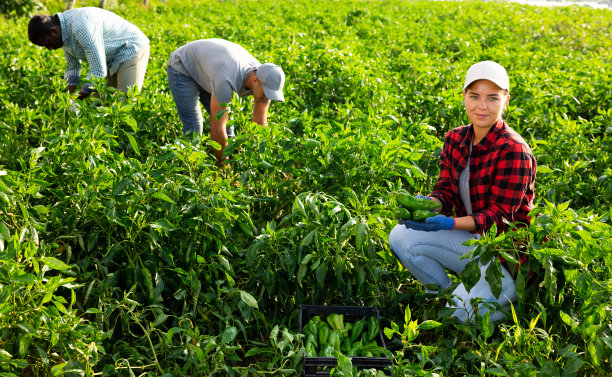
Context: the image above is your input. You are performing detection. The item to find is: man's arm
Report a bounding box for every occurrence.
[64,53,85,97]
[210,92,230,166]
[252,98,271,126]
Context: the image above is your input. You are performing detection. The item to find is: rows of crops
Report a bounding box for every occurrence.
[1,0,611,376]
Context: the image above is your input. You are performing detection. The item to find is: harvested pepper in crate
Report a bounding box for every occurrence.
[326,313,344,330]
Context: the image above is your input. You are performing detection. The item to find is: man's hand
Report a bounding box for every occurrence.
[400,215,455,232]
[77,91,90,100]
[252,97,270,126]
[210,92,230,166]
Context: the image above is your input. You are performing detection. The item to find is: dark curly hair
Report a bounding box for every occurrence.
[28,14,59,45]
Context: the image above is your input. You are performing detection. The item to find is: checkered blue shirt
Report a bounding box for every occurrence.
[58,8,149,93]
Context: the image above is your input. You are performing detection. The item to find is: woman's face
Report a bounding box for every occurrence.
[463,79,509,130]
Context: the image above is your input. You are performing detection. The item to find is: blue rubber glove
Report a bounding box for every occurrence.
[402,215,455,232]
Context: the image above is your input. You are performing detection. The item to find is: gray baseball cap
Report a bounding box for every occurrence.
[256,63,285,101]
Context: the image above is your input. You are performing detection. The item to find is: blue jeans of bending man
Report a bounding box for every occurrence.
[166,65,235,137]
[388,225,517,323]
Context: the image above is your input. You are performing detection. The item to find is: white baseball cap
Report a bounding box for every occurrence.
[463,61,509,91]
[256,63,285,102]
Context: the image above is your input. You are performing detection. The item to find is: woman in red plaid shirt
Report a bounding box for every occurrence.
[389,61,536,323]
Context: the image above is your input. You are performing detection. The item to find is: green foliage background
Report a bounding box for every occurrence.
[0,0,611,376]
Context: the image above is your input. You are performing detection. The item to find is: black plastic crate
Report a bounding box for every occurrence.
[300,305,392,377]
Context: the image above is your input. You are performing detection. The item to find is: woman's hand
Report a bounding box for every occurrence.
[401,215,455,232]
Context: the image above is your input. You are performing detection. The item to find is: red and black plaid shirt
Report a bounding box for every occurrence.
[430,120,536,234]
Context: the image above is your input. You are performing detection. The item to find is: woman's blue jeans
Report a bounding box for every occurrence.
[166,65,234,137]
[389,224,517,323]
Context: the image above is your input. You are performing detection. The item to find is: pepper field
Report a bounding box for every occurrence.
[0,0,611,376]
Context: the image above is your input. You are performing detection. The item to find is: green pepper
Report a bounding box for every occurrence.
[366,316,380,341]
[326,313,344,330]
[305,340,317,357]
[309,315,323,326]
[328,329,342,352]
[341,336,351,354]
[396,192,441,211]
[302,320,318,340]
[351,319,367,343]
[306,333,317,349]
[319,344,335,357]
[413,209,437,222]
[363,340,381,356]
[549,254,582,268]
[394,207,412,220]
[318,322,330,346]
[348,342,363,357]
[344,322,352,334]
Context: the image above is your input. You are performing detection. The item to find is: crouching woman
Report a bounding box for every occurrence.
[389,61,536,323]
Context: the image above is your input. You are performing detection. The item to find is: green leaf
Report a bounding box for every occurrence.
[587,341,600,366]
[152,313,170,327]
[240,290,259,309]
[245,347,266,357]
[355,222,368,252]
[9,271,36,284]
[537,165,554,173]
[560,311,579,330]
[215,109,227,120]
[151,191,176,204]
[515,270,526,305]
[315,262,327,287]
[150,218,177,232]
[485,261,503,299]
[123,131,140,155]
[217,255,231,271]
[384,327,395,339]
[480,312,494,340]
[418,320,442,330]
[486,367,508,376]
[301,229,317,248]
[336,353,353,375]
[166,327,185,343]
[0,222,9,241]
[462,259,481,293]
[293,197,307,217]
[123,115,138,132]
[42,257,72,271]
[221,326,238,344]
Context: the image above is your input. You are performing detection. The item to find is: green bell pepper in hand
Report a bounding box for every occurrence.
[366,316,380,341]
[326,313,344,330]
